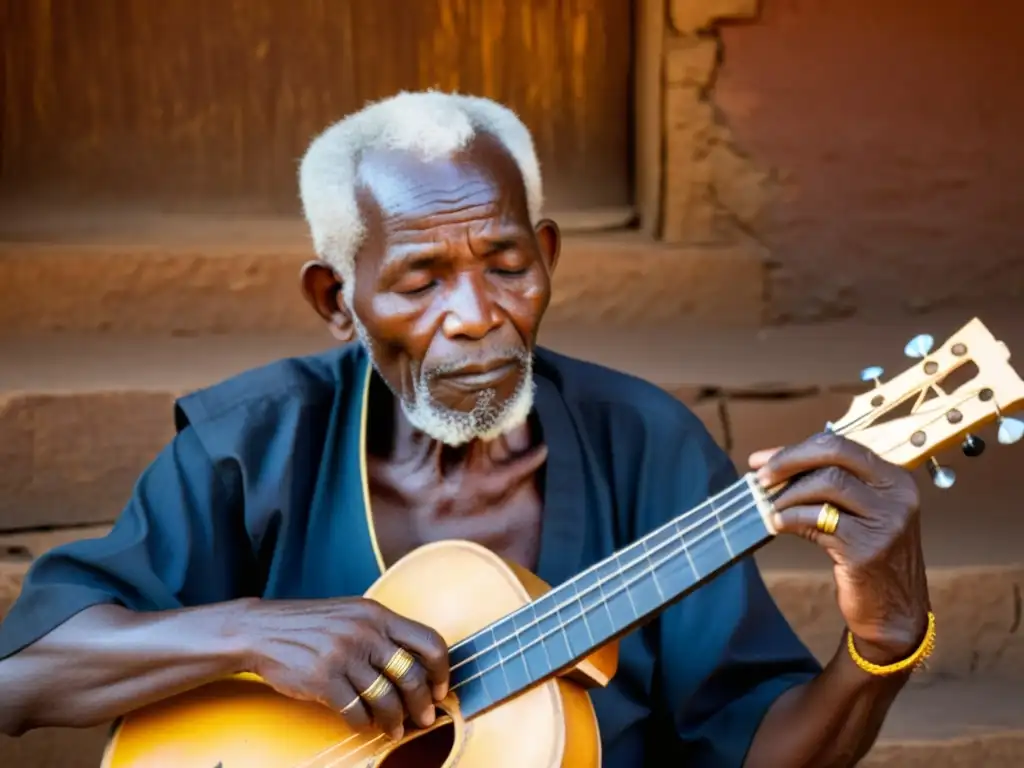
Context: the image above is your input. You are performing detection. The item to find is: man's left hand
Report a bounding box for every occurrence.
[749,432,931,664]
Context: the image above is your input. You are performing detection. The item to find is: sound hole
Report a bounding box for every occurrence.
[379,721,455,768]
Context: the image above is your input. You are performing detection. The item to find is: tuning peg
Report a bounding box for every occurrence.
[998,415,1024,445]
[961,434,986,457]
[860,366,884,386]
[927,457,956,489]
[904,334,934,359]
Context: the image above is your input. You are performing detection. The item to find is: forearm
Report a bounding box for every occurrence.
[0,600,252,735]
[745,635,911,768]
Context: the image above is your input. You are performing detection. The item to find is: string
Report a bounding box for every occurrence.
[446,476,757,676]
[447,483,765,689]
[293,388,981,768]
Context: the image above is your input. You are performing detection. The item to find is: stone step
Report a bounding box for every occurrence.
[2,528,1021,682]
[0,677,1020,767]
[3,312,1023,569]
[0,206,765,334]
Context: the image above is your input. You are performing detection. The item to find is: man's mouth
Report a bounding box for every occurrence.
[435,359,518,389]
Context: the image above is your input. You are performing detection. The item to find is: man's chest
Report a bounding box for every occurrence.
[365,455,545,572]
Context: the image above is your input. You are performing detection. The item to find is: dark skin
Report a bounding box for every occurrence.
[0,133,930,766]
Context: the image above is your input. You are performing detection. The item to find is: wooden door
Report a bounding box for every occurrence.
[1,0,635,219]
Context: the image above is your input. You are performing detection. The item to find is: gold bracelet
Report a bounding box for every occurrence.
[847,612,936,676]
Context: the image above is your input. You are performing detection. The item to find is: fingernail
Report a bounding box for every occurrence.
[433,683,448,701]
[390,726,405,742]
[422,708,436,727]
[756,467,771,485]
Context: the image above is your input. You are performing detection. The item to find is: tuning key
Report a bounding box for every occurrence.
[860,366,884,386]
[927,457,956,489]
[961,434,986,457]
[904,334,935,359]
[997,415,1024,445]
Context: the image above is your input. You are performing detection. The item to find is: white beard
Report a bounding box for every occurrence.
[352,315,536,447]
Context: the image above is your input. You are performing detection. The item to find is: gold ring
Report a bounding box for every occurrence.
[817,503,840,535]
[360,673,393,703]
[384,648,416,681]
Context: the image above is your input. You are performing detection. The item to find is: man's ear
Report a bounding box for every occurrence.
[534,218,561,276]
[299,260,355,343]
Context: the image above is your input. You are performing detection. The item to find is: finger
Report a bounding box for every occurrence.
[327,676,373,731]
[347,664,407,742]
[481,443,549,499]
[772,502,846,547]
[372,643,436,729]
[747,446,784,470]
[771,466,880,520]
[384,614,451,702]
[756,432,886,487]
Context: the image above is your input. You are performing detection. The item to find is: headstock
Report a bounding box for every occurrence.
[829,318,1024,488]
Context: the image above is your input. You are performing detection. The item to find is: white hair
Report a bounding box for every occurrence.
[298,90,545,286]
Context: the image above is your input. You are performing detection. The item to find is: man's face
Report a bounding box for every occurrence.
[313,133,559,445]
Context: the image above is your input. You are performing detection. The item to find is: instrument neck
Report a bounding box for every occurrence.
[447,473,775,719]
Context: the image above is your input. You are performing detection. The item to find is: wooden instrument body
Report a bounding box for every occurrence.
[101,540,619,768]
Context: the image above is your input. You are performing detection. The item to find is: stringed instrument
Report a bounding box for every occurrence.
[100,318,1024,768]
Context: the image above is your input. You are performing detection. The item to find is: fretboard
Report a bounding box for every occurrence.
[447,473,774,718]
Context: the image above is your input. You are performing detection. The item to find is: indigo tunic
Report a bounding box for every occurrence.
[0,343,821,766]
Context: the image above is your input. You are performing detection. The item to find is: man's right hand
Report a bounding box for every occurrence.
[236,597,450,741]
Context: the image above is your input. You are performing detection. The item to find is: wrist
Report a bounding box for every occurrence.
[182,597,261,675]
[851,613,930,666]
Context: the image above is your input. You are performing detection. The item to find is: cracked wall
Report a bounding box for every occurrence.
[660,0,773,247]
[713,0,1024,322]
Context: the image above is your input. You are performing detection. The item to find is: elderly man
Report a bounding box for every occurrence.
[0,92,932,766]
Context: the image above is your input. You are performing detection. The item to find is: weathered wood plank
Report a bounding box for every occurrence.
[1,0,634,213]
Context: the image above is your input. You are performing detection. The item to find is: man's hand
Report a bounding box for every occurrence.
[749,432,931,663]
[238,597,450,741]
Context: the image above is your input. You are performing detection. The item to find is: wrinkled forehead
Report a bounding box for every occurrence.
[354,133,531,235]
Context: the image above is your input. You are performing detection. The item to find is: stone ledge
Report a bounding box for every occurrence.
[2,313,1022,540]
[0,392,176,530]
[763,567,1024,681]
[864,733,1024,768]
[865,679,1024,767]
[0,212,766,333]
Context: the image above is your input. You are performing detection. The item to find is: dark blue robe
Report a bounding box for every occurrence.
[0,343,821,766]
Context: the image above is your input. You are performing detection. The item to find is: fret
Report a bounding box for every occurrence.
[685,482,753,579]
[710,494,734,558]
[569,579,598,646]
[577,558,622,641]
[614,552,643,618]
[446,633,510,718]
[525,592,583,671]
[719,483,772,556]
[639,537,666,602]
[488,626,513,695]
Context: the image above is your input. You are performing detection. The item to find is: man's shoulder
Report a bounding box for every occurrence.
[173,342,364,432]
[535,346,707,437]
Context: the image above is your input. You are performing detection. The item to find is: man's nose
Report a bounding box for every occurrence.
[441,273,502,340]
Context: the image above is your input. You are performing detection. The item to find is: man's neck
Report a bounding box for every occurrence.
[367,375,535,473]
